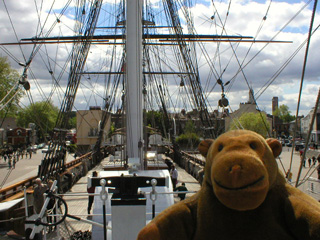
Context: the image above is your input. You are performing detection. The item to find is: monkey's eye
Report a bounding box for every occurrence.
[250,142,257,150]
[218,144,224,152]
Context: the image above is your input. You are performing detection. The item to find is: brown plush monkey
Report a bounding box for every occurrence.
[138,130,320,240]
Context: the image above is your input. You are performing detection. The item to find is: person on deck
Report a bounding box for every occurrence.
[308,158,312,167]
[33,178,47,214]
[176,182,188,201]
[28,148,32,159]
[165,158,173,171]
[170,165,178,190]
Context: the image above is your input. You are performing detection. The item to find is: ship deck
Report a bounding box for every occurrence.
[1,147,319,239]
[47,156,201,239]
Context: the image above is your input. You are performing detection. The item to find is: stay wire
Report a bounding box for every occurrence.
[2,0,27,62]
[0,46,21,64]
[0,90,20,111]
[0,168,14,190]
[179,1,219,113]
[212,0,309,137]
[292,0,318,186]
[300,155,319,185]
[210,0,267,93]
[226,104,246,130]
[226,0,312,92]
[226,39,272,137]
[0,81,19,105]
[295,93,320,186]
[226,0,272,92]
[33,0,51,62]
[210,2,272,137]
[211,0,232,78]
[34,0,56,38]
[33,0,44,36]
[202,1,240,97]
[26,0,72,68]
[255,24,320,100]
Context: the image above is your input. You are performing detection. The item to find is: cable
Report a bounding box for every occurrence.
[0,46,21,64]
[0,216,26,223]
[292,0,318,186]
[255,24,320,100]
[0,168,14,190]
[2,0,27,62]
[0,90,20,111]
[0,82,19,105]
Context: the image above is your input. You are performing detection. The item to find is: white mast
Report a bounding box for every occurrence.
[125,0,144,168]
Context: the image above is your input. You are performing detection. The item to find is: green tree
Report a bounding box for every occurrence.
[17,101,59,141]
[185,120,196,134]
[273,104,295,123]
[145,110,169,137]
[175,120,200,149]
[109,122,115,137]
[68,116,77,129]
[230,112,270,137]
[175,132,200,149]
[0,56,23,118]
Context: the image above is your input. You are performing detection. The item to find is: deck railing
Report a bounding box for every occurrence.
[0,150,96,202]
[0,176,37,202]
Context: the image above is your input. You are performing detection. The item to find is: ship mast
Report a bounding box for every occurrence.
[125,0,144,169]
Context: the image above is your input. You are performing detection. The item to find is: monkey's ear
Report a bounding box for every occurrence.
[198,139,214,157]
[266,138,282,158]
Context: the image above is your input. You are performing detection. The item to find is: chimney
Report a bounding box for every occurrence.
[272,97,278,114]
[248,88,254,104]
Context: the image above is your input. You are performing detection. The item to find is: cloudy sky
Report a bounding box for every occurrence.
[0,0,319,117]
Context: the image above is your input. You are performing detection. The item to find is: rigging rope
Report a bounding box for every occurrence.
[295,89,320,187]
[221,0,271,92]
[0,46,21,64]
[0,168,14,190]
[255,24,320,100]
[208,1,272,136]
[2,0,27,62]
[0,90,20,111]
[163,0,216,138]
[226,0,312,94]
[39,0,103,180]
[290,0,318,186]
[0,81,19,105]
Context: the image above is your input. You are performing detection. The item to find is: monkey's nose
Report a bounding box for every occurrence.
[230,164,241,173]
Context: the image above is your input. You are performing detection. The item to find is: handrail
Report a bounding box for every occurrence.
[0,176,37,201]
[0,152,93,202]
[181,150,205,166]
[165,145,205,166]
[0,145,160,202]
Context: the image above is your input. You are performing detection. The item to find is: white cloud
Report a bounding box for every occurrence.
[1,0,319,117]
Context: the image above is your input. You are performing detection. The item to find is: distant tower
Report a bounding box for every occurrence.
[272,97,278,114]
[248,88,255,104]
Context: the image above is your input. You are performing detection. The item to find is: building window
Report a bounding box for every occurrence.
[89,128,98,137]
